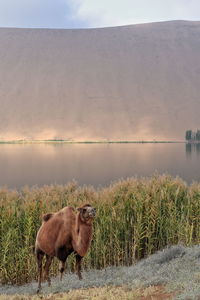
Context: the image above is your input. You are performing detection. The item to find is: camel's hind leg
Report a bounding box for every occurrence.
[75,254,83,280]
[44,254,53,286]
[36,249,44,293]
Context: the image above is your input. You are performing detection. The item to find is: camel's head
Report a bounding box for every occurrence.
[77,204,96,221]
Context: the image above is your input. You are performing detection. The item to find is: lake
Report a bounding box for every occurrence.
[0,143,199,189]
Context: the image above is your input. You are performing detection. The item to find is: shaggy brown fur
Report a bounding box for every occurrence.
[35,204,96,293]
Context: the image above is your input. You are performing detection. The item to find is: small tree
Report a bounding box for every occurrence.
[185,130,192,141]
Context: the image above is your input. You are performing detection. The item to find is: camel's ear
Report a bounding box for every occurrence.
[77,207,86,213]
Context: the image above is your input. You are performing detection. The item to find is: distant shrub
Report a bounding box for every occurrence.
[185,129,200,141]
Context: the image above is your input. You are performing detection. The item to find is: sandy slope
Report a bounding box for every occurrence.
[0,21,200,141]
[1,245,200,299]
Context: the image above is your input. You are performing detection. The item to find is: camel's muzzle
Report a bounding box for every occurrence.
[89,208,96,217]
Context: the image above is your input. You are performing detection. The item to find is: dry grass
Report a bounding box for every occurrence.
[0,285,176,300]
[0,174,200,285]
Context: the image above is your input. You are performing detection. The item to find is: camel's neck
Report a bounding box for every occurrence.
[73,214,93,257]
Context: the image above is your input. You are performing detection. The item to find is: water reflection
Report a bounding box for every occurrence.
[0,143,200,189]
[186,143,192,157]
[185,143,200,157]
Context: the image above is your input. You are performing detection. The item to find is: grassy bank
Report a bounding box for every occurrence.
[0,175,200,285]
[2,245,200,299]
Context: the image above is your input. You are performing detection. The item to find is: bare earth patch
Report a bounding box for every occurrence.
[140,285,177,300]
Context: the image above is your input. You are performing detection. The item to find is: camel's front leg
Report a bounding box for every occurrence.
[59,260,66,281]
[75,254,83,280]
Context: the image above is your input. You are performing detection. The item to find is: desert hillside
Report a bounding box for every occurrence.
[0,21,200,141]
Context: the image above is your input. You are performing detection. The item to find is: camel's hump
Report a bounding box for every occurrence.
[42,206,75,221]
[60,206,75,213]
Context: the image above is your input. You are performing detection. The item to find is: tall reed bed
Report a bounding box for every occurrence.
[0,175,200,284]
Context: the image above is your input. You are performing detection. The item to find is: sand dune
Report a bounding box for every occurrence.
[0,21,200,141]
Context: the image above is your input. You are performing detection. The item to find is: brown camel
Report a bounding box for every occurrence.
[35,204,96,293]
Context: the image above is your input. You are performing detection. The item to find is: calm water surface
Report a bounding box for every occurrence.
[0,143,199,189]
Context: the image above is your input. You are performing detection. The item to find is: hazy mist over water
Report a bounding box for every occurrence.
[0,143,200,189]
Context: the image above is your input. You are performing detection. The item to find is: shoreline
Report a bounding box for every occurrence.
[0,140,187,144]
